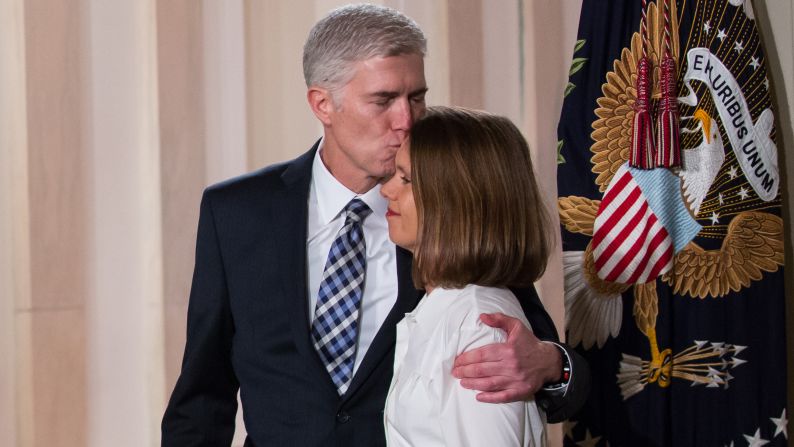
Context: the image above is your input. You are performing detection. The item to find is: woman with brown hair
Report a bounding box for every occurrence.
[381,106,551,446]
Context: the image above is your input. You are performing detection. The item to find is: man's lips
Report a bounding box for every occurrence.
[386,209,400,217]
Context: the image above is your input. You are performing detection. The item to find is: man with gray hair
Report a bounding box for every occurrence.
[162,4,587,446]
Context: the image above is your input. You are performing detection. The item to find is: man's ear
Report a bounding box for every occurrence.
[307,87,334,126]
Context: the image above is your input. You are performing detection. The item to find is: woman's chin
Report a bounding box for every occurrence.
[388,234,415,253]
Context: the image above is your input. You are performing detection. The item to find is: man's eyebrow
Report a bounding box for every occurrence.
[368,91,399,99]
[367,87,428,99]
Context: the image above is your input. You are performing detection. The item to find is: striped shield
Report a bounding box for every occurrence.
[592,163,701,284]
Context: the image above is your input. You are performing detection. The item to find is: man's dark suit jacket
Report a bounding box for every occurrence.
[162,142,588,446]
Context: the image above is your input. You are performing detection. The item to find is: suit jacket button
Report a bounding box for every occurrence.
[336,411,351,423]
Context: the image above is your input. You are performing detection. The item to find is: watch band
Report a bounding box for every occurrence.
[542,342,572,392]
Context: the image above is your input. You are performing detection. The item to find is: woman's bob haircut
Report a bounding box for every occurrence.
[409,106,552,290]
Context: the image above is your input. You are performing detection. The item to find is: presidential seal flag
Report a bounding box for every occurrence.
[556,1,788,445]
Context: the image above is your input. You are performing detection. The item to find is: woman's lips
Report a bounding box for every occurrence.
[386,209,400,217]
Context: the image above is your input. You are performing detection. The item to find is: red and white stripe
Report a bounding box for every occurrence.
[592,166,674,284]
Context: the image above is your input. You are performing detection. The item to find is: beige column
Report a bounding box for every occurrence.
[21,0,92,445]
[245,0,319,169]
[0,0,31,445]
[447,0,484,109]
[203,0,248,185]
[156,0,208,396]
[482,1,522,124]
[85,0,164,445]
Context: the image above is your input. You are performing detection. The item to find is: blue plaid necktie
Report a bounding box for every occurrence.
[312,198,372,395]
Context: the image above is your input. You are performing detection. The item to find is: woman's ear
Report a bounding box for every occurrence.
[307,87,334,126]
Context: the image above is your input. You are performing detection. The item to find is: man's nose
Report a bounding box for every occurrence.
[391,98,414,131]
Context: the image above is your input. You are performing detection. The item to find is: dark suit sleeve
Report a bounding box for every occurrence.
[162,191,239,446]
[510,285,590,423]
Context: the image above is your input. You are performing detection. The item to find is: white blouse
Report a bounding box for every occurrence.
[384,285,546,447]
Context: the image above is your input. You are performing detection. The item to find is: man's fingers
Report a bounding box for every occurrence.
[453,343,510,368]
[478,312,522,334]
[458,376,511,392]
[452,360,511,379]
[474,390,527,404]
[480,312,540,344]
[459,377,539,400]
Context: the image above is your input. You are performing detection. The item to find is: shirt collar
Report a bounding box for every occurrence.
[312,139,388,225]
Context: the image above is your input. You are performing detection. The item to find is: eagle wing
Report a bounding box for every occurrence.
[558,195,600,236]
[662,211,784,298]
[590,1,678,192]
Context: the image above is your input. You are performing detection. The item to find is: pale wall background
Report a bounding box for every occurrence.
[0,1,791,446]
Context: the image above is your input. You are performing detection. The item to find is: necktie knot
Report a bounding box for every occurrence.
[344,198,372,224]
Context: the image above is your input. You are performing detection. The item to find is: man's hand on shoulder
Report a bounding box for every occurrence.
[451,312,563,403]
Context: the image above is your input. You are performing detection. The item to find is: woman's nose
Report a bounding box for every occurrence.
[380,177,397,199]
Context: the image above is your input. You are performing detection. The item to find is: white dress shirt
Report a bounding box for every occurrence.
[307,145,398,374]
[384,285,547,447]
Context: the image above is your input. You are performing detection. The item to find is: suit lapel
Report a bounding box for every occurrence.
[343,246,422,401]
[276,143,339,392]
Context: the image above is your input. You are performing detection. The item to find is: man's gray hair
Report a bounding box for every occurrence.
[303,3,427,90]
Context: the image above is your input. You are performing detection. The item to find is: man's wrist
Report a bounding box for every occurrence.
[542,342,571,394]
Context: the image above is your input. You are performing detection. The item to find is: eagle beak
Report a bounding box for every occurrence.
[693,108,711,144]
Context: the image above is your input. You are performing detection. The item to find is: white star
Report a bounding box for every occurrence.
[735,40,744,53]
[729,166,738,179]
[710,212,720,225]
[576,429,602,447]
[718,192,724,205]
[564,420,578,439]
[743,428,769,447]
[738,187,749,200]
[771,409,788,439]
[704,21,712,34]
[750,57,760,70]
[717,29,728,41]
[764,78,770,90]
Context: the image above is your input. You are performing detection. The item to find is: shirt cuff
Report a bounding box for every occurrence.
[540,341,571,397]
